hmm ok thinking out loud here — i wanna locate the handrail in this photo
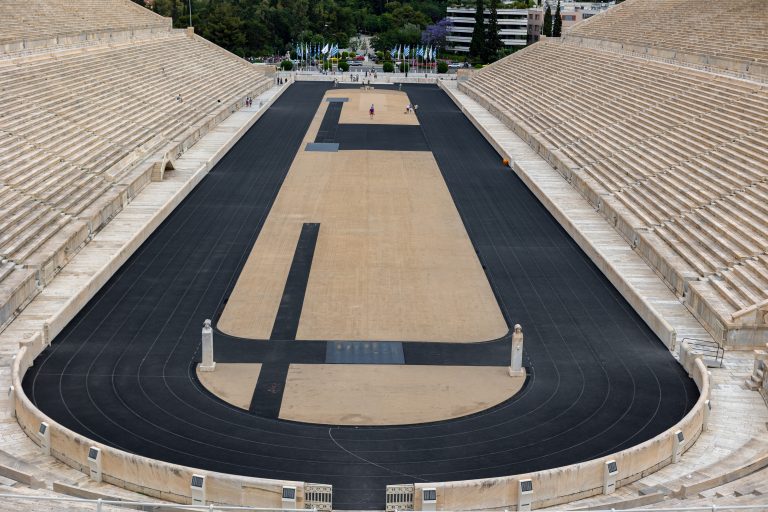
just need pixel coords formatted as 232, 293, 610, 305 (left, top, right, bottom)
682, 336, 725, 367
0, 493, 311, 511
1, 493, 767, 512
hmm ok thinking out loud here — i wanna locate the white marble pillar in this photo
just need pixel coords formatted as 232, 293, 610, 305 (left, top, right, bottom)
509, 324, 525, 377
200, 319, 216, 372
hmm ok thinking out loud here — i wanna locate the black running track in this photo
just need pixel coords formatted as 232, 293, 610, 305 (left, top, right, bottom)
23, 83, 697, 510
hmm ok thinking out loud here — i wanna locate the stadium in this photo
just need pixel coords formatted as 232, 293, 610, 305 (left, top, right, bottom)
0, 0, 767, 511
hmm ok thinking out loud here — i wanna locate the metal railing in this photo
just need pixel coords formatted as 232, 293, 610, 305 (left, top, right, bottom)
683, 336, 725, 367
1, 494, 767, 512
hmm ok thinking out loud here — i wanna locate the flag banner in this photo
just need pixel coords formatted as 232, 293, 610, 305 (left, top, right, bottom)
390, 47, 397, 58
404, 45, 410, 57
322, 44, 329, 55
417, 46, 424, 57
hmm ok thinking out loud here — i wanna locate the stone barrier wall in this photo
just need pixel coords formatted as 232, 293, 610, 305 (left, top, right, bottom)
13, 341, 303, 506
411, 357, 709, 510
9, 84, 291, 506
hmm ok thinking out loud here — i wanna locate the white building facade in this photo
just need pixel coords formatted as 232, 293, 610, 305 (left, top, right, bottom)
446, 6, 530, 53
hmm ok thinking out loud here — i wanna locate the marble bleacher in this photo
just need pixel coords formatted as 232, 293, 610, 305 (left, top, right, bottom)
565, 0, 768, 80
460, 37, 768, 346
0, 4, 273, 329
0, 0, 172, 54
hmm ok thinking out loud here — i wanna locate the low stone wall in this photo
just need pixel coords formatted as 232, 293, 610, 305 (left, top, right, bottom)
411, 358, 709, 510
562, 34, 767, 82
8, 85, 290, 507
1, 24, 173, 58
12, 341, 303, 507
0, 268, 37, 331
292, 72, 454, 84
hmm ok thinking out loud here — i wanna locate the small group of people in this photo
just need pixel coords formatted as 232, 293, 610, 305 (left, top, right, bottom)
404, 103, 417, 114
277, 76, 289, 85
363, 70, 378, 79
245, 97, 254, 107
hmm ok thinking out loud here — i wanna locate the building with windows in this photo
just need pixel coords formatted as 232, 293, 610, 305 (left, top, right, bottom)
544, 1, 617, 31
446, 1, 616, 52
446, 6, 530, 53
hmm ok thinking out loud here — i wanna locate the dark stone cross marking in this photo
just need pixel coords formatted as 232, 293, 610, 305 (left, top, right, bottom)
249, 223, 320, 417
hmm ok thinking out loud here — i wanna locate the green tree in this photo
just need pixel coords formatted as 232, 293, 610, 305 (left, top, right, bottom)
199, 3, 247, 56
485, 0, 502, 61
469, 0, 486, 63
542, 4, 552, 37
383, 61, 395, 72
280, 59, 294, 70
437, 60, 448, 73
553, 0, 562, 37
338, 60, 350, 71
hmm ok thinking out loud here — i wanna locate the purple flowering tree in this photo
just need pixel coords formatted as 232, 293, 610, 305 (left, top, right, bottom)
421, 18, 452, 48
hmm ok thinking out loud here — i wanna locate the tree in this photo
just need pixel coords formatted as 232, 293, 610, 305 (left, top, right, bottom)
199, 3, 247, 56
469, 0, 486, 63
280, 59, 293, 70
383, 61, 395, 72
338, 60, 350, 71
421, 18, 451, 48
437, 60, 448, 73
485, 0, 502, 62
553, 0, 562, 37
542, 4, 552, 37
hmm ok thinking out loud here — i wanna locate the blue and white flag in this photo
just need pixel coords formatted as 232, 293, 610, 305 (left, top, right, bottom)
321, 43, 329, 55
330, 43, 339, 57
432, 47, 437, 60
297, 44, 303, 58
417, 46, 424, 57
404, 45, 410, 58
390, 47, 397, 58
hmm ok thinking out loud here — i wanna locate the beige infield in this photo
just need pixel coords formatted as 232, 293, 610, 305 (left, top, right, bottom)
204, 88, 519, 425
280, 364, 525, 425
196, 363, 525, 423
196, 363, 262, 410
218, 88, 507, 342
327, 88, 420, 125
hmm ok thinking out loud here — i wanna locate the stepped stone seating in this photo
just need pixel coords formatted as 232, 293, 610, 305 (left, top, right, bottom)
0, 0, 172, 55
565, 0, 768, 79
460, 38, 768, 346
0, 8, 273, 329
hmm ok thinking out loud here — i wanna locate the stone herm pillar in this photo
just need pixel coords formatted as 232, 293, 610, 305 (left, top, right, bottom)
200, 319, 216, 372
509, 324, 525, 377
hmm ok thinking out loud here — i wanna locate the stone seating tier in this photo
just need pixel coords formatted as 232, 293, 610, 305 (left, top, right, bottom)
0, 0, 171, 54
0, 30, 273, 328
461, 39, 768, 343
564, 0, 768, 79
